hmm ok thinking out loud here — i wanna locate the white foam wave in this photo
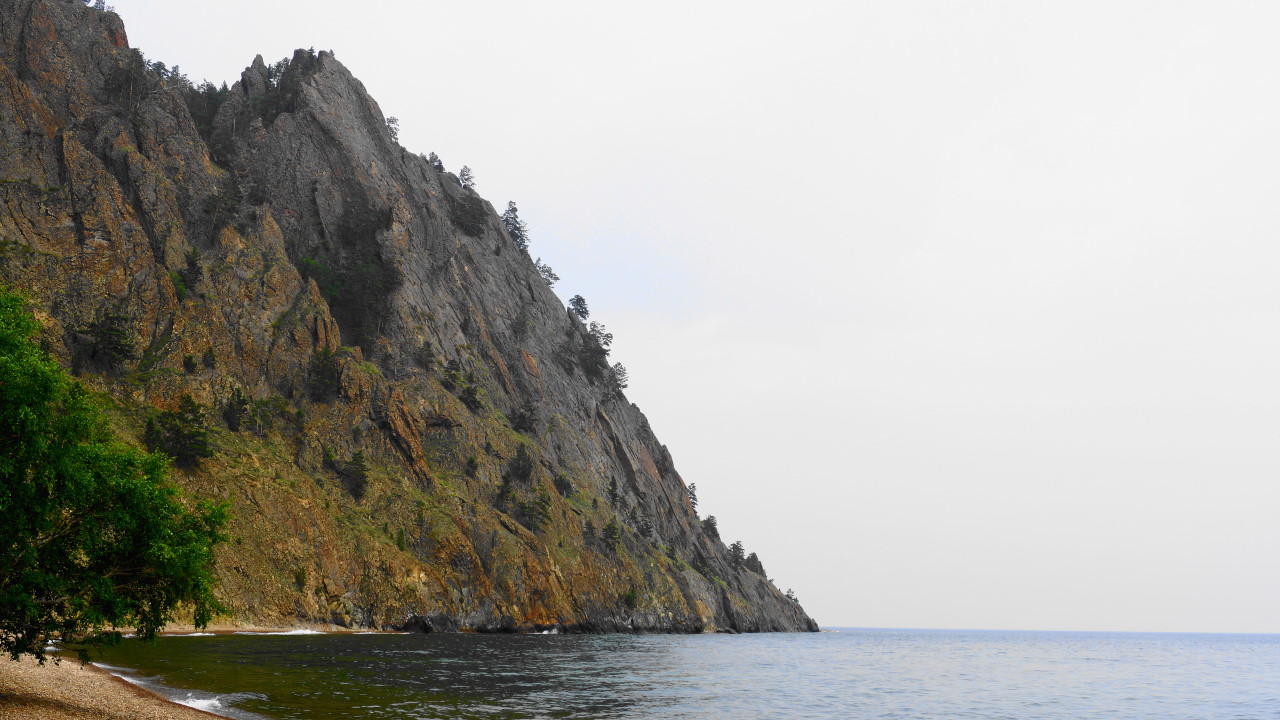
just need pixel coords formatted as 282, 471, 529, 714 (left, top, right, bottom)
170, 632, 216, 636
177, 695, 224, 711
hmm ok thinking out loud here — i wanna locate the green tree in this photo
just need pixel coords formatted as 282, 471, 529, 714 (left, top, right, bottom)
82, 311, 134, 371
501, 201, 529, 251
0, 288, 225, 662
308, 347, 341, 400
701, 515, 719, 539
509, 399, 539, 434
602, 519, 622, 550
588, 321, 613, 354
568, 295, 589, 321
146, 394, 212, 468
343, 450, 370, 499
533, 257, 558, 286
606, 362, 629, 400
221, 387, 250, 431
729, 540, 746, 568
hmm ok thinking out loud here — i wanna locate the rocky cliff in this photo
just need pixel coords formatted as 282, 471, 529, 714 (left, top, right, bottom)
0, 0, 816, 633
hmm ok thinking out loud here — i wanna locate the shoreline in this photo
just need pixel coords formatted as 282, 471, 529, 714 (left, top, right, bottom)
0, 654, 233, 720
0, 625, 406, 720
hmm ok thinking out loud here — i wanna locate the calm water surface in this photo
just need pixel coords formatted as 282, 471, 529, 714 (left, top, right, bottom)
90, 628, 1280, 719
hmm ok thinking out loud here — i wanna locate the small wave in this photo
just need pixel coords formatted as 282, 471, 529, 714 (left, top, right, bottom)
178, 695, 224, 711
170, 632, 216, 637
540, 629, 560, 635
98, 662, 270, 719
175, 691, 270, 719
94, 663, 149, 688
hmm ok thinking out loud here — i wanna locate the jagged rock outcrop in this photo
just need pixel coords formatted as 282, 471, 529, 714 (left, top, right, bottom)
0, 0, 816, 633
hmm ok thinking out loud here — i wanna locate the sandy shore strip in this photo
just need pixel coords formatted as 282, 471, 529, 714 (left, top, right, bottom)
0, 654, 231, 720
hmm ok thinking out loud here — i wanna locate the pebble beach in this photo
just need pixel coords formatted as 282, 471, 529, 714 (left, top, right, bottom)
0, 655, 225, 720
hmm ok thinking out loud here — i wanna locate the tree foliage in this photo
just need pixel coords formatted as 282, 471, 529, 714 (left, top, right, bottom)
458, 165, 476, 189
606, 362, 629, 400
588, 322, 613, 354
145, 395, 213, 468
0, 288, 225, 662
343, 450, 370, 500
181, 81, 230, 145
729, 540, 746, 568
701, 515, 719, 539
569, 295, 589, 321
308, 348, 341, 400
221, 387, 250, 431
501, 201, 529, 251
509, 399, 539, 435
81, 311, 134, 372
602, 519, 622, 550
534, 257, 559, 286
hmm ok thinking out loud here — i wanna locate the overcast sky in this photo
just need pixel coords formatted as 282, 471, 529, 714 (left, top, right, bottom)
111, 0, 1280, 634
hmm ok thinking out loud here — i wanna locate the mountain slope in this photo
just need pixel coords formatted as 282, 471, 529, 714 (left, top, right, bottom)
0, 0, 816, 633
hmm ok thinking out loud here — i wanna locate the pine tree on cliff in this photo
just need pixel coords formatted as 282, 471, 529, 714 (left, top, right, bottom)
701, 515, 719, 539
502, 201, 529, 251
83, 311, 134, 371
145, 395, 213, 468
606, 362, 629, 400
458, 165, 476, 189
534, 257, 559, 286
588, 321, 613, 354
569, 295, 589, 320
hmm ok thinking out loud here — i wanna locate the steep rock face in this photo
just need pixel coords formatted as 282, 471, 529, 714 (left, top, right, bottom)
0, 0, 816, 633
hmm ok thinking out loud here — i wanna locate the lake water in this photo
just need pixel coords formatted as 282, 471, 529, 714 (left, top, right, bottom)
90, 628, 1280, 719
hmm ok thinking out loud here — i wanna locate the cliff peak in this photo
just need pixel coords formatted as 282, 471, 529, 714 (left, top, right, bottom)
0, 0, 816, 633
